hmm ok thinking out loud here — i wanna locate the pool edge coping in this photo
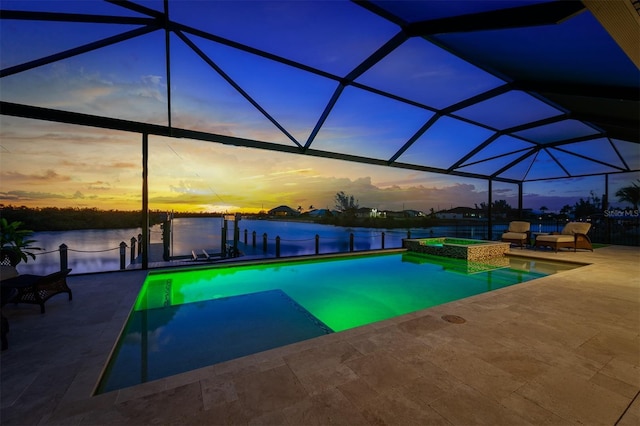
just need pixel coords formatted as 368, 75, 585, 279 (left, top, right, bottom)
86, 249, 591, 400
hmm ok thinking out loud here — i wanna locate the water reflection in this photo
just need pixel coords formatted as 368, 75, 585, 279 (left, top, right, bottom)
17, 227, 154, 275
19, 218, 486, 275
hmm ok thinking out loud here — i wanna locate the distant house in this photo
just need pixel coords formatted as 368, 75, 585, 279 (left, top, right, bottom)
384, 210, 405, 219
355, 207, 382, 218
403, 209, 425, 218
436, 207, 482, 219
383, 210, 423, 218
307, 209, 333, 218
268, 205, 299, 216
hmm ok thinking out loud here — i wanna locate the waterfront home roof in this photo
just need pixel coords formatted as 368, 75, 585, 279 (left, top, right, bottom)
306, 209, 332, 217
403, 210, 425, 217
268, 205, 299, 216
440, 207, 482, 215
0, 1, 638, 184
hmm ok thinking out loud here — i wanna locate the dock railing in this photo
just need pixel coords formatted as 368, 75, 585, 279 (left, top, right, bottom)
27, 217, 639, 274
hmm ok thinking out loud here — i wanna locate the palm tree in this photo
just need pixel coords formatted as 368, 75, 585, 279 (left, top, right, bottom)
559, 204, 573, 219
335, 191, 359, 215
615, 180, 640, 210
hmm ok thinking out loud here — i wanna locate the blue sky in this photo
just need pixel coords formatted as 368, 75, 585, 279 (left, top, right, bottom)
0, 1, 638, 213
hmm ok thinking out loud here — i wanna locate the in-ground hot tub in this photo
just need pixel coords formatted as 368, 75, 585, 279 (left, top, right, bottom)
403, 237, 510, 261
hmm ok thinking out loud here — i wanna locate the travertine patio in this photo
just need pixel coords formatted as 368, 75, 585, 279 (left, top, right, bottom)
1, 245, 638, 425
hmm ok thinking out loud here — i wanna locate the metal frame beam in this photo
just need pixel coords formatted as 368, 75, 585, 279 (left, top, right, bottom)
0, 0, 637, 192
514, 80, 640, 102
404, 1, 586, 35
0, 10, 156, 25
0, 101, 522, 184
176, 30, 302, 149
142, 133, 149, 269
0, 25, 160, 78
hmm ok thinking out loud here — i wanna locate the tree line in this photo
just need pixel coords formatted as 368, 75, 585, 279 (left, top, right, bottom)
2, 181, 637, 232
333, 180, 640, 224
0, 206, 167, 231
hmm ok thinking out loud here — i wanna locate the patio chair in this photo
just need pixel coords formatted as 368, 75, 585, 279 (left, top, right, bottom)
0, 268, 73, 314
534, 222, 593, 252
501, 221, 531, 248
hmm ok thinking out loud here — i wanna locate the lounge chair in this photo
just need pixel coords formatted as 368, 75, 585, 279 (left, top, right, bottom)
0, 268, 73, 313
501, 221, 531, 248
191, 250, 211, 261
534, 222, 593, 252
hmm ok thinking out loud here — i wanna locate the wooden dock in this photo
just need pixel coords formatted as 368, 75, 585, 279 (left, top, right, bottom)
127, 242, 271, 269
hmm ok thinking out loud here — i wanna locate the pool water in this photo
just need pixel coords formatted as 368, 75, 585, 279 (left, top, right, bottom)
97, 252, 578, 393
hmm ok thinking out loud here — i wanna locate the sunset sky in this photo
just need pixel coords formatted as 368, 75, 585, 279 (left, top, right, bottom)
1, 1, 638, 214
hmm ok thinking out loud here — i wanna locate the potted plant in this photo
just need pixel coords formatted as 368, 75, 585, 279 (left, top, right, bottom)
0, 218, 41, 266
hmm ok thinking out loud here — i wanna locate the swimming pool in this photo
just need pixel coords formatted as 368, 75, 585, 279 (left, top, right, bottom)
97, 251, 579, 393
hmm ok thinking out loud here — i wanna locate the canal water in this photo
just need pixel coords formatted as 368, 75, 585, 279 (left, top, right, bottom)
17, 218, 488, 275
